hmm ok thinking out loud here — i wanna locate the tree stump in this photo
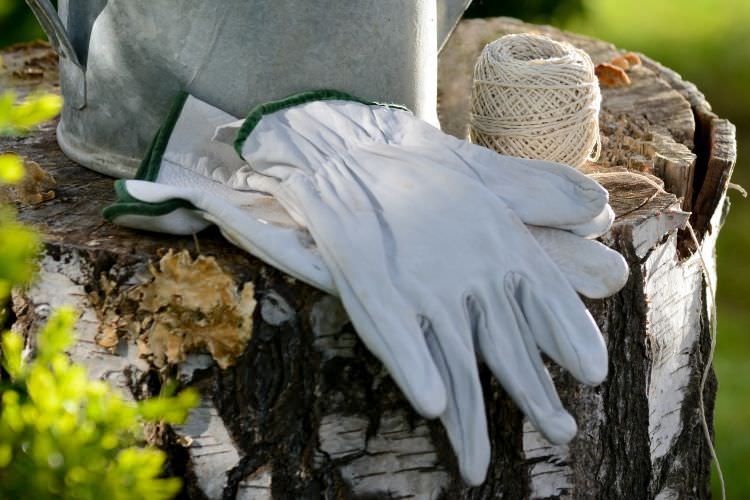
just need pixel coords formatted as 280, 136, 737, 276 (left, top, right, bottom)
1, 18, 736, 499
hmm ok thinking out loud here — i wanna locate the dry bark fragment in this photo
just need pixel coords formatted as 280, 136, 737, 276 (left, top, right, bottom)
610, 55, 631, 70
0, 155, 55, 205
136, 249, 257, 369
596, 62, 632, 87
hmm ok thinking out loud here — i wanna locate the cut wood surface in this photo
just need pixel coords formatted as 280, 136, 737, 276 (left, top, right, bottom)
2, 17, 736, 499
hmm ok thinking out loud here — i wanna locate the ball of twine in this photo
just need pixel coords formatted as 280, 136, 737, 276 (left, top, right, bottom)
470, 33, 601, 168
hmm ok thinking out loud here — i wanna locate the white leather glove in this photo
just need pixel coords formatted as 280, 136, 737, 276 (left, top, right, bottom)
103, 94, 335, 292
232, 93, 629, 485
105, 94, 625, 298
105, 92, 628, 485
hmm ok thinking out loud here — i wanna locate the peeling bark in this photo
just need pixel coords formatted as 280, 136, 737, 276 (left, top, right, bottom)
175, 397, 242, 499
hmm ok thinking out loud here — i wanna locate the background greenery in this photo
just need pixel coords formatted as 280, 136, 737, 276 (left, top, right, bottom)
0, 89, 197, 498
1, 0, 746, 496
564, 2, 750, 496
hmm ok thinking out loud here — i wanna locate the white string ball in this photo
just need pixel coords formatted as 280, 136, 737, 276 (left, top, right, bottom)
470, 33, 601, 168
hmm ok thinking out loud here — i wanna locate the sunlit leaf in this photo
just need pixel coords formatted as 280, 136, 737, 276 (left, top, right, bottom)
37, 307, 77, 362
0, 207, 40, 288
0, 79, 188, 496
0, 92, 16, 133
138, 387, 199, 424
0, 153, 24, 183
1, 330, 24, 379
0, 92, 62, 135
0, 443, 12, 468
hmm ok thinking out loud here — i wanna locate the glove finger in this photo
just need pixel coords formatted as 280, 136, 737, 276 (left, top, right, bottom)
118, 179, 337, 294
527, 226, 629, 299
554, 204, 615, 239
510, 270, 608, 385
456, 141, 610, 228
281, 175, 448, 418
473, 292, 577, 445
321, 247, 448, 419
421, 304, 489, 486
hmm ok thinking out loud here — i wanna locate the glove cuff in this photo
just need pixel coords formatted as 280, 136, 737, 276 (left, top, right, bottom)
102, 180, 199, 222
102, 92, 196, 223
232, 89, 410, 160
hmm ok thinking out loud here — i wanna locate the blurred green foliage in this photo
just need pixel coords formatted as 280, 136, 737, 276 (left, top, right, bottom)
0, 205, 39, 309
0, 91, 64, 134
0, 68, 197, 500
563, 1, 750, 496
0, 0, 45, 47
0, 308, 199, 499
1, 0, 747, 496
0, 91, 58, 317
465, 0, 584, 24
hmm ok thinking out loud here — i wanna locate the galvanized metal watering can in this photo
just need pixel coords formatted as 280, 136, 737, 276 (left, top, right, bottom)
26, 0, 472, 178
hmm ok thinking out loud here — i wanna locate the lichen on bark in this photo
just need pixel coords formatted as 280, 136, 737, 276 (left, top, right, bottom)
96, 249, 257, 370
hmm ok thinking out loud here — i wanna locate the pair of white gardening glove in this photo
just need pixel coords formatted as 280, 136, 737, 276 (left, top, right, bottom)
104, 91, 628, 485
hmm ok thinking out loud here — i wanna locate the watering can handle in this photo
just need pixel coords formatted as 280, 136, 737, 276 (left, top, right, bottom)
24, 0, 86, 109
437, 0, 473, 53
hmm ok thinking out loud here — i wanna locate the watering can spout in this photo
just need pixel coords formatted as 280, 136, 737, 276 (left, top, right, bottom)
437, 0, 473, 52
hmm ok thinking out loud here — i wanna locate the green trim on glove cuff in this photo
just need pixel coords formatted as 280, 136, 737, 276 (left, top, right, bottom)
135, 91, 190, 181
102, 180, 198, 222
233, 89, 410, 159
102, 92, 191, 221
103, 89, 408, 222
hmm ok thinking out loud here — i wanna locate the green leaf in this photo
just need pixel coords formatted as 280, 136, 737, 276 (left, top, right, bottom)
0, 443, 12, 467
0, 153, 23, 183
1, 331, 24, 379
37, 307, 77, 362
138, 387, 199, 424
0, 92, 62, 135
110, 448, 182, 500
0, 207, 40, 288
0, 303, 195, 499
0, 91, 16, 134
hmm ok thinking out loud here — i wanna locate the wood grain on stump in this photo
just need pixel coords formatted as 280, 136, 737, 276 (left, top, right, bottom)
1, 17, 736, 499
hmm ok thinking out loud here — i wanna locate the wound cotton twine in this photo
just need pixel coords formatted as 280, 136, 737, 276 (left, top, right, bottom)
470, 33, 601, 168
